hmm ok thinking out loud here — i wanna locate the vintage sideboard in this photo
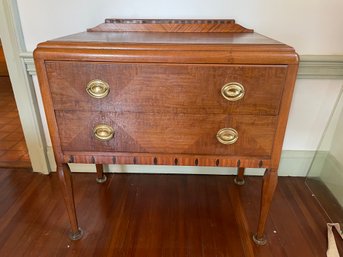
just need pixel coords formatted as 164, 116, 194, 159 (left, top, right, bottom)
34, 19, 298, 245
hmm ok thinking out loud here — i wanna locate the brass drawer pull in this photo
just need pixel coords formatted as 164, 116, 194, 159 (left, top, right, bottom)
216, 128, 238, 144
93, 124, 114, 141
221, 82, 245, 101
86, 79, 110, 99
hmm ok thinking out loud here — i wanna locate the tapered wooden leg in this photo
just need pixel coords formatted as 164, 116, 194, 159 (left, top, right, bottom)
95, 164, 107, 183
253, 168, 278, 245
57, 163, 83, 240
234, 167, 245, 185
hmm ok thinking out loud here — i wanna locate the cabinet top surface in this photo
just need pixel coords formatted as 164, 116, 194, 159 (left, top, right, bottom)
50, 31, 282, 46
40, 19, 290, 48
35, 19, 298, 64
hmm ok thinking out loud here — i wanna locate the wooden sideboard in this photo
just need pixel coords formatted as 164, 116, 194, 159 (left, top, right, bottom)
34, 19, 298, 245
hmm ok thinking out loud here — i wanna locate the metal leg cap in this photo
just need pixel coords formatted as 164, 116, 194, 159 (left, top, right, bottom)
252, 234, 267, 246
96, 174, 107, 184
69, 228, 83, 241
234, 177, 245, 186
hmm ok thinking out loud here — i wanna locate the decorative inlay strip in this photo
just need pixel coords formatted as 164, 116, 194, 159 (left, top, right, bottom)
105, 19, 236, 24
62, 153, 271, 169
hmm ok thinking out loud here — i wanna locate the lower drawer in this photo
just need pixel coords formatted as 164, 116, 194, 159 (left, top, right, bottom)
55, 111, 277, 157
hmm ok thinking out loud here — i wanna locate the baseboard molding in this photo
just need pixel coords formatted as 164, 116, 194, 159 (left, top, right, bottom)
298, 55, 343, 79
46, 146, 315, 177
278, 150, 316, 176
316, 153, 343, 206
22, 52, 343, 79
46, 145, 56, 171
20, 52, 35, 76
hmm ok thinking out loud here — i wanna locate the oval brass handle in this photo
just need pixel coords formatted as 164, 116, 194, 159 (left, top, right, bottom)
93, 124, 114, 141
221, 82, 245, 101
216, 128, 238, 145
86, 79, 110, 99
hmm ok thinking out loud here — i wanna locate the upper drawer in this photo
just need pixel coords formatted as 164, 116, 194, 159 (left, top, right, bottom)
45, 61, 287, 115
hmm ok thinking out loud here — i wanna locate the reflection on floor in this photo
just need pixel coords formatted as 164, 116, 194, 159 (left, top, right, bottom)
0, 76, 30, 168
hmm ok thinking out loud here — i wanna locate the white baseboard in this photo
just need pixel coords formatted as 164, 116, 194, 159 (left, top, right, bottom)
47, 147, 315, 177
278, 150, 316, 176
316, 153, 343, 207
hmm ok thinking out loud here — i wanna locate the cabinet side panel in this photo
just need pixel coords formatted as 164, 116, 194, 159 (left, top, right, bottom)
271, 64, 299, 169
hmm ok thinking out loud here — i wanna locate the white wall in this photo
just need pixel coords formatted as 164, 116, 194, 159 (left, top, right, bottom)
330, 102, 343, 166
284, 79, 342, 150
14, 0, 343, 174
17, 0, 343, 54
313, 92, 343, 206
322, 101, 343, 206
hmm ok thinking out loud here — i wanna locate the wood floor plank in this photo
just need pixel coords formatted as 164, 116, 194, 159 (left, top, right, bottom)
0, 168, 338, 257
0, 76, 30, 168
284, 178, 329, 256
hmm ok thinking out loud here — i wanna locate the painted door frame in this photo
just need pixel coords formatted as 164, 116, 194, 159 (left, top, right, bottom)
0, 0, 50, 174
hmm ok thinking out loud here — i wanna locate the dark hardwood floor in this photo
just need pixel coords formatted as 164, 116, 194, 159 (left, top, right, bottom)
0, 43, 30, 168
306, 178, 343, 226
0, 168, 340, 257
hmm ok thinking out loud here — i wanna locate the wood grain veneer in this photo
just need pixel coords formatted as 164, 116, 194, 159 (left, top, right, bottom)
46, 61, 287, 115
33, 19, 299, 245
56, 111, 277, 156
88, 18, 254, 33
